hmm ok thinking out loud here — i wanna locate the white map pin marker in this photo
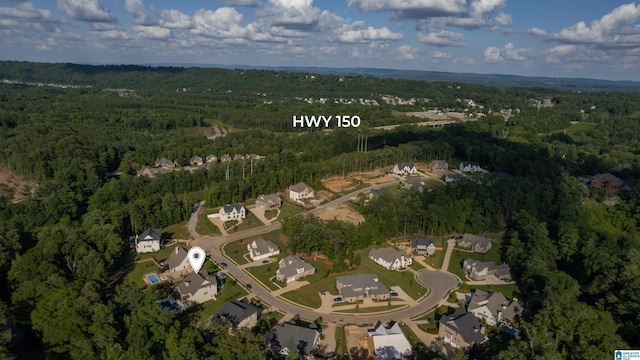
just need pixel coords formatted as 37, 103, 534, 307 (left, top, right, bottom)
187, 247, 206, 274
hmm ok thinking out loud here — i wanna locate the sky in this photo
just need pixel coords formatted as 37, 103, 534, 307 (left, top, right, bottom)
1, 0, 640, 81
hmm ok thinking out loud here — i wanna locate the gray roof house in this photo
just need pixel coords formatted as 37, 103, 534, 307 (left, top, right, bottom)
392, 162, 417, 175
256, 193, 282, 210
177, 269, 218, 306
215, 298, 263, 330
463, 259, 511, 281
289, 182, 314, 200
439, 311, 488, 350
467, 290, 522, 326
429, 160, 449, 172
167, 245, 190, 276
369, 187, 392, 199
410, 237, 436, 256
189, 156, 204, 166
219, 203, 246, 222
206, 154, 218, 163
247, 237, 280, 261
129, 227, 163, 253
459, 161, 482, 173
458, 233, 492, 254
369, 247, 412, 271
336, 274, 390, 303
155, 157, 176, 169
267, 322, 321, 358
276, 256, 315, 283
403, 177, 426, 192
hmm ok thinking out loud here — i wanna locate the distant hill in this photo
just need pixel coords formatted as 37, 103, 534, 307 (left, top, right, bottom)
147, 63, 640, 92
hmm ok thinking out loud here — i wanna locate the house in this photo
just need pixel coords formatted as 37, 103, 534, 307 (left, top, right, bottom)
276, 256, 315, 283
589, 173, 623, 190
256, 194, 282, 211
336, 274, 390, 303
176, 269, 218, 305
467, 290, 522, 326
129, 227, 162, 253
219, 203, 246, 222
410, 237, 436, 256
206, 154, 218, 163
138, 166, 172, 177
392, 162, 417, 175
367, 321, 412, 360
369, 247, 412, 270
459, 161, 482, 172
289, 182, 314, 200
429, 160, 449, 172
403, 177, 426, 192
233, 154, 245, 161
215, 298, 263, 330
463, 259, 511, 281
220, 154, 232, 162
458, 233, 492, 254
439, 310, 488, 350
445, 173, 466, 183
369, 187, 392, 199
189, 156, 203, 166
167, 245, 191, 276
247, 237, 280, 261
267, 323, 320, 358
155, 157, 175, 169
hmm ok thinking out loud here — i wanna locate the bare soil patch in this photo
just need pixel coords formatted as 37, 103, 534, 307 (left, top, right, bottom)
0, 169, 36, 203
344, 325, 374, 358
315, 203, 365, 225
321, 169, 395, 193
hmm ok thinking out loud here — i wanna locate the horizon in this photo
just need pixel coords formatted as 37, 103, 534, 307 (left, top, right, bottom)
1, 1, 640, 81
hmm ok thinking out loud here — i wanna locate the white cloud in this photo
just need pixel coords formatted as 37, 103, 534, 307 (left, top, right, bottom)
432, 50, 450, 59
483, 46, 502, 62
347, 0, 467, 18
219, 0, 262, 6
0, 2, 57, 21
334, 25, 403, 43
159, 9, 192, 29
258, 0, 320, 31
529, 3, 640, 47
483, 42, 529, 62
417, 29, 465, 46
133, 25, 170, 39
395, 45, 418, 60
90, 22, 128, 39
124, 0, 156, 26
191, 7, 249, 39
57, 0, 114, 22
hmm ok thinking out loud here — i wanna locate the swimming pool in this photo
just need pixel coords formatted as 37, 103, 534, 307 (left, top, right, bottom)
146, 273, 160, 284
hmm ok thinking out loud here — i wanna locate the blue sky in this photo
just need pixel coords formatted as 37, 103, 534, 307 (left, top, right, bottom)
1, 0, 640, 80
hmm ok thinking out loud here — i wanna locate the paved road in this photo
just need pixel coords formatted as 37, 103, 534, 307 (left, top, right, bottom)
190, 177, 460, 323
187, 201, 205, 238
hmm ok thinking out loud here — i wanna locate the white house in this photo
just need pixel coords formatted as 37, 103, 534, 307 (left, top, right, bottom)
167, 245, 191, 276
410, 237, 436, 256
177, 269, 218, 306
219, 204, 246, 222
131, 227, 162, 253
276, 255, 315, 283
392, 162, 417, 175
247, 237, 280, 261
369, 247, 412, 270
289, 182, 314, 200
255, 194, 281, 211
459, 161, 483, 172
368, 321, 412, 360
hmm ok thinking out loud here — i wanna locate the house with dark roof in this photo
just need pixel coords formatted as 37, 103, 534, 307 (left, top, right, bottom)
276, 256, 315, 283
589, 173, 624, 190
205, 154, 218, 163
215, 298, 263, 330
410, 237, 436, 256
166, 245, 190, 276
289, 182, 314, 200
367, 321, 412, 360
439, 311, 488, 350
256, 194, 282, 211
177, 269, 218, 306
459, 161, 482, 173
445, 173, 466, 183
369, 187, 392, 199
189, 156, 204, 166
247, 237, 280, 261
457, 233, 492, 254
392, 162, 417, 175
429, 160, 449, 172
463, 259, 511, 281
403, 177, 426, 192
336, 274, 390, 303
220, 154, 232, 162
369, 247, 412, 271
267, 322, 321, 358
467, 290, 522, 326
155, 157, 175, 169
129, 227, 163, 253
219, 203, 246, 222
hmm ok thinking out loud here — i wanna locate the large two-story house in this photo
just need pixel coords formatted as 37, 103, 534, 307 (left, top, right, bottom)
276, 256, 315, 283
369, 247, 412, 271
247, 237, 280, 261
255, 194, 282, 211
289, 182, 314, 200
392, 162, 417, 175
176, 269, 218, 306
439, 310, 488, 350
463, 259, 511, 281
130, 227, 163, 253
219, 204, 246, 222
336, 274, 390, 303
467, 290, 522, 326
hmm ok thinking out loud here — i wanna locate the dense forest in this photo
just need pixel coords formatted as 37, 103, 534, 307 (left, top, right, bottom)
0, 62, 639, 359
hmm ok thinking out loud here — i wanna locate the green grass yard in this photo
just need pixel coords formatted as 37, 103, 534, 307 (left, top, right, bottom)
197, 208, 222, 236
222, 239, 251, 265
335, 325, 345, 355
420, 237, 448, 269
134, 242, 179, 262
247, 263, 281, 291
333, 304, 405, 314
163, 220, 190, 239
447, 242, 502, 280
124, 260, 158, 287
466, 284, 519, 299
197, 280, 248, 320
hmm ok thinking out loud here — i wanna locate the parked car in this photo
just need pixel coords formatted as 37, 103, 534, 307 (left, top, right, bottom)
333, 297, 342, 303
220, 262, 227, 268
321, 291, 326, 296
389, 291, 399, 296
262, 260, 269, 264
246, 283, 252, 289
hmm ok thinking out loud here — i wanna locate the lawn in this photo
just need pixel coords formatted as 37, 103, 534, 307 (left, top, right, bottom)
163, 220, 190, 240
466, 284, 519, 299
197, 208, 222, 236
259, 310, 285, 324
247, 263, 281, 291
275, 203, 304, 220
421, 237, 448, 270
280, 276, 338, 309
335, 325, 345, 355
424, 179, 445, 188
356, 256, 428, 300
221, 239, 251, 265
228, 212, 263, 232
409, 260, 425, 271
447, 242, 502, 280
399, 323, 422, 347
197, 280, 249, 320
334, 304, 405, 314
135, 242, 179, 262
124, 260, 158, 287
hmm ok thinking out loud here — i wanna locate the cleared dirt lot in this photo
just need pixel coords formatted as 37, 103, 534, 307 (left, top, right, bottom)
315, 203, 365, 225
321, 169, 396, 193
0, 169, 36, 202
344, 325, 374, 359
